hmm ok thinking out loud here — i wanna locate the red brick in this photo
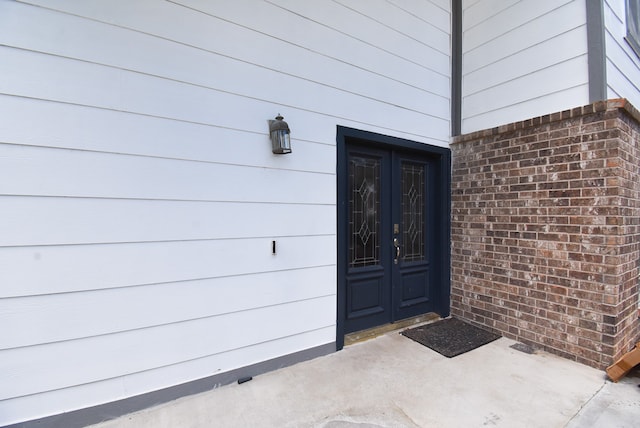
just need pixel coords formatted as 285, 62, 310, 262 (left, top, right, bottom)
451, 99, 640, 369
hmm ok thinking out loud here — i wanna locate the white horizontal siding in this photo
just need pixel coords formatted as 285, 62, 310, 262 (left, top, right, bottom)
603, 0, 640, 107
0, 0, 451, 425
463, 0, 520, 31
461, 0, 590, 133
464, 27, 588, 97
0, 197, 335, 247
1, 266, 335, 350
388, 0, 451, 34
462, 85, 589, 133
464, 55, 590, 119
0, 327, 335, 426
173, 0, 450, 93
1, 45, 446, 142
0, 95, 335, 174
0, 143, 334, 204
0, 295, 335, 400
307, 0, 449, 57
8, 0, 450, 143
1, 235, 336, 297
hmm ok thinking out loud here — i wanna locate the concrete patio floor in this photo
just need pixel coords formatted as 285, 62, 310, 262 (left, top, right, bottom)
92, 328, 640, 428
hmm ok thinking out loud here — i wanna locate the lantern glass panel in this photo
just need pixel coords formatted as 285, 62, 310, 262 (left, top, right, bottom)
271, 130, 291, 154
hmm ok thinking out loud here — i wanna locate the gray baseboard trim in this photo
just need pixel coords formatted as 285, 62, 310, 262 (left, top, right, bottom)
7, 342, 336, 428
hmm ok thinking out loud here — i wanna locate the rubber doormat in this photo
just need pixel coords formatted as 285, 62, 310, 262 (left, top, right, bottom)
401, 317, 501, 358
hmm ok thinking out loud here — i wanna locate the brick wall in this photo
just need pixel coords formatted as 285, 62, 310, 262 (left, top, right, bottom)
451, 99, 640, 369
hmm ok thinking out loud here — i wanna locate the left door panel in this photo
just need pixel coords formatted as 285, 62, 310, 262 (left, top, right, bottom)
344, 147, 392, 333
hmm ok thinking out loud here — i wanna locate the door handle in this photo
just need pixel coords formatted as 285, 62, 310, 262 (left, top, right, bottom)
393, 238, 400, 264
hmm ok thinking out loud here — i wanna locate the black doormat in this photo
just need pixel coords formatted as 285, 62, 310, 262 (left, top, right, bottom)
401, 317, 501, 358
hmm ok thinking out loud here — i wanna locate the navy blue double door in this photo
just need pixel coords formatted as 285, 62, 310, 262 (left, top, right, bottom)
337, 128, 450, 343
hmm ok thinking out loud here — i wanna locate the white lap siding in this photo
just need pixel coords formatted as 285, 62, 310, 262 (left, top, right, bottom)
461, 0, 590, 133
0, 0, 451, 425
603, 0, 640, 106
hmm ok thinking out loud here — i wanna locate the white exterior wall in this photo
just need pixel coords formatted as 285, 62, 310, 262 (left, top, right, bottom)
461, 0, 590, 134
604, 0, 640, 106
0, 0, 450, 425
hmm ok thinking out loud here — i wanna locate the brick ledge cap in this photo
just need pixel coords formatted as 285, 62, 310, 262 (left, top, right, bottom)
608, 98, 640, 124
451, 98, 640, 144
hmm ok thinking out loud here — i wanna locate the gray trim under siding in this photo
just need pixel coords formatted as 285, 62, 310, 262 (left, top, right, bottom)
451, 0, 462, 136
586, 0, 607, 102
6, 342, 336, 428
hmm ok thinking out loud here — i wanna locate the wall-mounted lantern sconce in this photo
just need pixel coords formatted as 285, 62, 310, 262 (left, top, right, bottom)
268, 114, 291, 154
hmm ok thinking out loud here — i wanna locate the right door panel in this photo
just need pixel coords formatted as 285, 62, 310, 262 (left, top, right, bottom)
392, 155, 435, 321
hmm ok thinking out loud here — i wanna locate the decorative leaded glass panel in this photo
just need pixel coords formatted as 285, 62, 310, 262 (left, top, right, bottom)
402, 162, 424, 262
349, 156, 380, 267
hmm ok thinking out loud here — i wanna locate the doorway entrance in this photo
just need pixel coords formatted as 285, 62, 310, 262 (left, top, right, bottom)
337, 127, 450, 349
